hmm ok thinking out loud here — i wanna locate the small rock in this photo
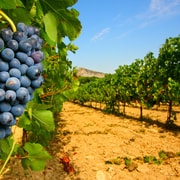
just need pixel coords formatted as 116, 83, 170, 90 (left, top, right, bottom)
137, 164, 149, 173
96, 170, 106, 180
148, 128, 158, 133
127, 162, 138, 171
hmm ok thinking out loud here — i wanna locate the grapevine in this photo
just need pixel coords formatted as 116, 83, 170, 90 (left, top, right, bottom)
0, 0, 82, 176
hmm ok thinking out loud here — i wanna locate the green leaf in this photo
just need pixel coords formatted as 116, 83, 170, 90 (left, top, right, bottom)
18, 113, 32, 130
40, 0, 78, 9
26, 101, 53, 111
33, 103, 53, 110
10, 8, 31, 25
32, 110, 55, 131
39, 0, 82, 41
58, 9, 82, 40
22, 143, 51, 171
0, 0, 24, 9
43, 12, 57, 42
0, 137, 15, 160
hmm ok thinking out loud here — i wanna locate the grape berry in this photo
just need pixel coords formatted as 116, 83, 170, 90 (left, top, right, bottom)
0, 22, 44, 139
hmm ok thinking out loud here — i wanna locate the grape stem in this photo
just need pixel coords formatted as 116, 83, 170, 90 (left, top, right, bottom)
0, 10, 16, 32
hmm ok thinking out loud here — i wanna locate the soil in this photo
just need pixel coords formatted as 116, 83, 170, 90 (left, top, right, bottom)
0, 102, 180, 180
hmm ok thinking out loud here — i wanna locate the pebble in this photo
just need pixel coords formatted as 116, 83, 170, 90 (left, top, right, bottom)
96, 171, 106, 180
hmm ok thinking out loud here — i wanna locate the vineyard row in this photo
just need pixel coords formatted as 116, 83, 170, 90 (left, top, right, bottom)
70, 35, 180, 127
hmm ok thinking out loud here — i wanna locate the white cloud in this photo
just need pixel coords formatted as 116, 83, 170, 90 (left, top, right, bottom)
91, 28, 110, 41
113, 0, 180, 40
150, 0, 163, 11
150, 0, 180, 16
139, 0, 180, 27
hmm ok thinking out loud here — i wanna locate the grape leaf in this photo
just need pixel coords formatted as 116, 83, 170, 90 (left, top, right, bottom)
10, 8, 31, 25
0, 0, 24, 9
40, 0, 78, 9
39, 0, 82, 41
18, 113, 32, 130
57, 9, 82, 40
32, 109, 55, 131
21, 142, 51, 171
43, 12, 57, 42
0, 137, 16, 161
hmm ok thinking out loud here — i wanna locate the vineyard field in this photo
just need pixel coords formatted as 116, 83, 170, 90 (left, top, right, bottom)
1, 102, 180, 179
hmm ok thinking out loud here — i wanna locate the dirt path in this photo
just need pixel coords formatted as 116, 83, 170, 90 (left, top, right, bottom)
1, 102, 180, 180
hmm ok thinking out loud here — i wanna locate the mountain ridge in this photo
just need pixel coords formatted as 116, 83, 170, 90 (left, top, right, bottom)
76, 67, 105, 78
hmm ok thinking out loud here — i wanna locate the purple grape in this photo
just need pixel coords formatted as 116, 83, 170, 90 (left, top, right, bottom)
11, 104, 24, 116
19, 64, 28, 75
1, 28, 13, 42
34, 27, 40, 35
0, 102, 11, 112
25, 57, 34, 66
16, 52, 28, 63
19, 40, 32, 52
16, 87, 29, 101
19, 75, 31, 87
0, 112, 14, 125
26, 65, 41, 80
8, 119, 16, 126
30, 35, 43, 49
21, 94, 31, 105
26, 37, 38, 49
31, 76, 44, 88
9, 68, 21, 78
35, 63, 43, 72
9, 58, 21, 69
16, 22, 27, 33
0, 71, 10, 82
0, 59, 9, 71
31, 50, 44, 63
13, 31, 27, 42
5, 90, 16, 102
27, 26, 35, 36
1, 48, 14, 61
6, 77, 21, 90
7, 39, 19, 51
0, 89, 5, 101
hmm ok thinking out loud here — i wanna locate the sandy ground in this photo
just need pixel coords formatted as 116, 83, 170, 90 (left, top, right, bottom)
0, 102, 180, 180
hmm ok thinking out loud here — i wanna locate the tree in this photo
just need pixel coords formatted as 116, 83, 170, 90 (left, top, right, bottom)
156, 35, 180, 122
136, 52, 158, 109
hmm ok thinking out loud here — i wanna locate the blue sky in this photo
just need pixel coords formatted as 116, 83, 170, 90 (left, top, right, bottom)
68, 0, 180, 73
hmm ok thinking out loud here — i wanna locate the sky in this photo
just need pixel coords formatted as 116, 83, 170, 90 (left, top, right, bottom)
67, 0, 180, 74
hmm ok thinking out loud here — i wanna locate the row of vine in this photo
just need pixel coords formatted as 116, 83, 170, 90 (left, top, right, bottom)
71, 35, 180, 125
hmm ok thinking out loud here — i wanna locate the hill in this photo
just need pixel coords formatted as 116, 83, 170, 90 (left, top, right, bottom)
76, 67, 105, 78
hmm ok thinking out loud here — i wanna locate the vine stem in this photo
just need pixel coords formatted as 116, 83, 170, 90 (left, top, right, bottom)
0, 126, 17, 176
0, 10, 16, 32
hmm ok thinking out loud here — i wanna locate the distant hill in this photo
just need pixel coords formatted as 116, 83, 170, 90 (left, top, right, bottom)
76, 67, 105, 78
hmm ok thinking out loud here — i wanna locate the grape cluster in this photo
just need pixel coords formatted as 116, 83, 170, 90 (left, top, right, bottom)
0, 22, 44, 139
